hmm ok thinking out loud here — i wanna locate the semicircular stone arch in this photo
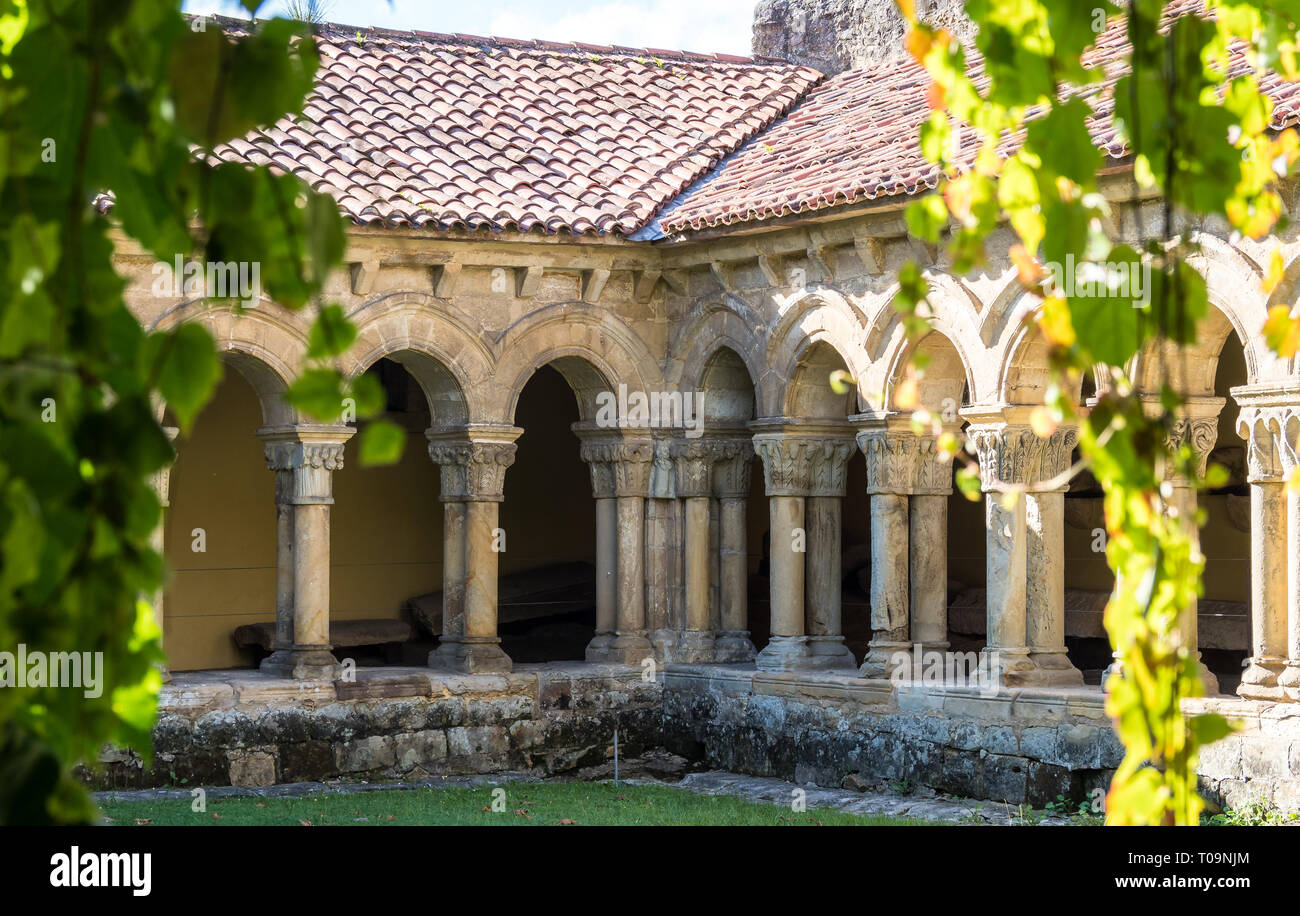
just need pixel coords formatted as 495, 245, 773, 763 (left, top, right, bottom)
766, 290, 870, 417
151, 300, 304, 426
343, 292, 494, 427
490, 302, 663, 424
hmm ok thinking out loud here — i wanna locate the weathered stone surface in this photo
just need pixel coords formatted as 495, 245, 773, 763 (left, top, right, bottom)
752, 0, 973, 74
229, 751, 277, 787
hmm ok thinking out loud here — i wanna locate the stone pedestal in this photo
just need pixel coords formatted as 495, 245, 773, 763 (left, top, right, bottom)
426, 426, 520, 674
257, 425, 355, 681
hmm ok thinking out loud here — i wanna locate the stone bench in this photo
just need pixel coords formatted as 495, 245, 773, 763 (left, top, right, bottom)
233, 618, 417, 660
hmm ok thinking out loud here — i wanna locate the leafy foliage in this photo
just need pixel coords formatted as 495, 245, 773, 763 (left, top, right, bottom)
0, 0, 399, 824
889, 0, 1300, 824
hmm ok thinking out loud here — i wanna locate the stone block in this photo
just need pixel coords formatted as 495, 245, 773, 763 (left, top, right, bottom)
334, 735, 396, 773
228, 751, 276, 787
391, 730, 448, 772
446, 725, 509, 759
983, 754, 1028, 804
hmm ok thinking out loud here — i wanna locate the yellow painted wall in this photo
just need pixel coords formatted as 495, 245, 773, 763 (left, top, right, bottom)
164, 363, 598, 671
164, 371, 276, 671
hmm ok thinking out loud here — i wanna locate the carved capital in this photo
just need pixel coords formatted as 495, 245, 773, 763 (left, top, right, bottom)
857, 429, 918, 495
752, 433, 853, 498
576, 436, 654, 498
1166, 416, 1220, 480
965, 423, 1077, 492
1237, 407, 1299, 482
669, 438, 750, 498
711, 438, 754, 499
258, 425, 355, 505
427, 426, 521, 502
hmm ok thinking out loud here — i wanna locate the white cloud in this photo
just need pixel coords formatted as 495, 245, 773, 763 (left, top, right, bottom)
487, 0, 756, 57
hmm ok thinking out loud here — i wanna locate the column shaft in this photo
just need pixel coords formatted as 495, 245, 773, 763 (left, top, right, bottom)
860, 492, 909, 677
715, 496, 754, 661
909, 493, 948, 649
1242, 480, 1288, 695
608, 494, 652, 662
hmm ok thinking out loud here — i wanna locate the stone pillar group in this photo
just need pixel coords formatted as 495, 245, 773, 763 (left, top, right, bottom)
257, 424, 355, 680
427, 425, 520, 674
750, 418, 857, 672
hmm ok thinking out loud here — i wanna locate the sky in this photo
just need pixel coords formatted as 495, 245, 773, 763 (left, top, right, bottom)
181, 0, 758, 56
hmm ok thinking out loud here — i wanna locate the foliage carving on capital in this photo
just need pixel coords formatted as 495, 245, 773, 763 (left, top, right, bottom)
857, 429, 918, 495
753, 434, 853, 497
260, 428, 353, 505
1165, 417, 1219, 480
1237, 407, 1299, 482
427, 438, 518, 502
579, 438, 654, 497
966, 424, 1077, 492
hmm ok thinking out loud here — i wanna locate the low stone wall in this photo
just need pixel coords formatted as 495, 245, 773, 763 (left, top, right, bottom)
86, 663, 660, 790
661, 667, 1300, 812
86, 662, 1300, 813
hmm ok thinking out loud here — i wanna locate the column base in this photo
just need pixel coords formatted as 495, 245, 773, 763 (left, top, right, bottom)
1277, 661, 1300, 701
1238, 656, 1287, 700
584, 629, 616, 663
713, 630, 757, 663
755, 635, 855, 672
157, 664, 172, 685
755, 635, 812, 671
259, 647, 342, 681
858, 639, 911, 679
979, 646, 1083, 688
1025, 648, 1085, 687
601, 631, 654, 665
807, 635, 857, 670
427, 637, 512, 674
1198, 659, 1222, 698
657, 629, 717, 663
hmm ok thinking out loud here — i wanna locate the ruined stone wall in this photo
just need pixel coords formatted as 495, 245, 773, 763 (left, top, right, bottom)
88, 665, 661, 789
752, 0, 974, 74
662, 668, 1300, 812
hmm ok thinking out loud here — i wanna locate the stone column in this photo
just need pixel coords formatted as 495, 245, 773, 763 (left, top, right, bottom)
911, 431, 956, 652
257, 424, 355, 680
1023, 425, 1083, 684
751, 418, 856, 671
1156, 398, 1224, 695
856, 416, 917, 678
645, 432, 678, 658
575, 424, 620, 660
1279, 410, 1300, 701
427, 426, 520, 674
966, 411, 1082, 688
611, 438, 655, 663
1236, 403, 1291, 700
804, 437, 857, 668
714, 442, 757, 662
580, 435, 655, 663
149, 426, 180, 682
674, 440, 718, 662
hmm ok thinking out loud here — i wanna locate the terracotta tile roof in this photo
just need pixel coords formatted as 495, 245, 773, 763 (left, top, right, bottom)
659, 2, 1300, 234
203, 16, 822, 236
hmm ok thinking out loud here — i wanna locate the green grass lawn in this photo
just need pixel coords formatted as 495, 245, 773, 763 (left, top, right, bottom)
98, 781, 939, 826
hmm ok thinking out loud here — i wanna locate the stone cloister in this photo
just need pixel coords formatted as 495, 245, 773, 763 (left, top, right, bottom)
99, 14, 1300, 808
123, 182, 1300, 701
